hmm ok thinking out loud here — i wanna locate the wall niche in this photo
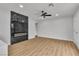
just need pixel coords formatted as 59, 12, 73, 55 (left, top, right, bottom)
11, 11, 28, 44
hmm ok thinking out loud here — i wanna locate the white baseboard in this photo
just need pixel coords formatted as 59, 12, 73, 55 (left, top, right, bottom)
38, 36, 73, 42
73, 40, 79, 49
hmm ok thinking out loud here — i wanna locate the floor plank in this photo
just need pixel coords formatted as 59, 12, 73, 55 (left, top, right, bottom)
8, 37, 79, 56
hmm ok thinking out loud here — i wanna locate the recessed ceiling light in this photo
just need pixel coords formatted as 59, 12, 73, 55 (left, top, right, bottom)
56, 13, 59, 16
19, 4, 23, 8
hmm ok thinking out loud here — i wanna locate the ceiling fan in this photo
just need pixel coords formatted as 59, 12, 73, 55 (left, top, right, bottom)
41, 10, 52, 18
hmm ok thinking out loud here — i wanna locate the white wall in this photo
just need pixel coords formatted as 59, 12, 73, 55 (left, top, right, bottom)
73, 8, 79, 48
0, 9, 10, 45
37, 17, 73, 41
0, 40, 8, 56
28, 19, 37, 39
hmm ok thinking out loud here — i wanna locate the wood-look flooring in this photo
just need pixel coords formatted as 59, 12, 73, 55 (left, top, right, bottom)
8, 37, 79, 56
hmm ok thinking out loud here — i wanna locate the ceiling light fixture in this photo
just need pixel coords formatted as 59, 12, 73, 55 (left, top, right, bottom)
56, 13, 59, 16
49, 3, 54, 7
19, 4, 24, 8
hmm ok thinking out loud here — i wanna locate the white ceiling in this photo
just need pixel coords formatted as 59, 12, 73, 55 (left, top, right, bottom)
0, 3, 79, 22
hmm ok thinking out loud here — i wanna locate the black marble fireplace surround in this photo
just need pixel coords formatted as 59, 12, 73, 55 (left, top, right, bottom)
11, 11, 28, 44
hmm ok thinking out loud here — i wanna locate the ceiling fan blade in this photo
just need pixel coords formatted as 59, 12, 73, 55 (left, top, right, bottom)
41, 12, 47, 16
40, 10, 52, 19
45, 14, 52, 16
